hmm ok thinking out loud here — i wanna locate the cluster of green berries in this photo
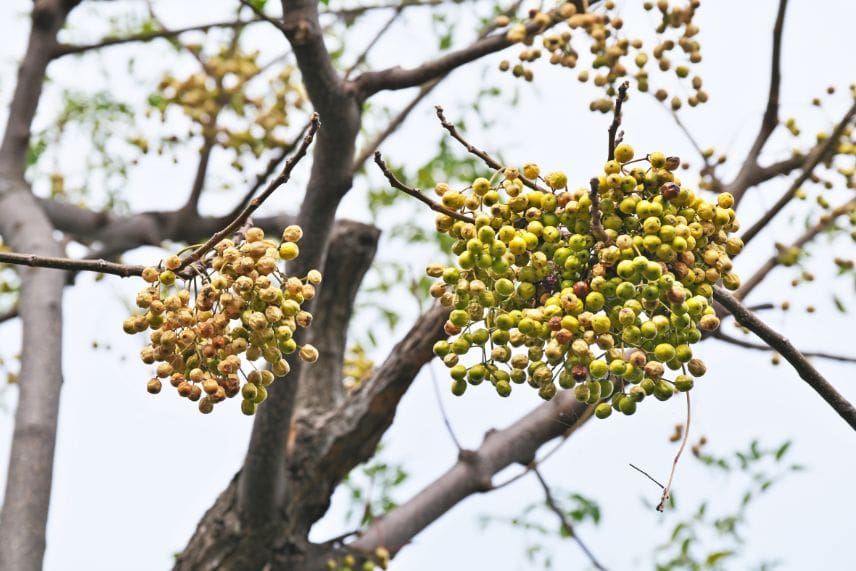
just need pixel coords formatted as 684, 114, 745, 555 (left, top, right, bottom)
123, 225, 321, 415
499, 0, 706, 112
427, 144, 742, 418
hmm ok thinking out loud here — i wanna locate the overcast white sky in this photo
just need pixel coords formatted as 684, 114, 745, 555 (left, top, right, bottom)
1, 1, 855, 570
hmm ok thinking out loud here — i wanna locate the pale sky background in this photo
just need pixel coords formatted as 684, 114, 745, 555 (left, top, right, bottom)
1, 1, 855, 570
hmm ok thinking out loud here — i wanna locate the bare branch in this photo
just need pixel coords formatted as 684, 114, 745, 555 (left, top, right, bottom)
0, 251, 145, 278
533, 468, 607, 571
713, 286, 856, 430
589, 177, 609, 243
374, 151, 474, 222
238, 0, 288, 33
739, 100, 856, 246
178, 113, 320, 271
344, 7, 402, 78
52, 18, 266, 58
729, 0, 788, 203
737, 197, 856, 300
607, 81, 629, 161
179, 138, 215, 215
713, 330, 856, 364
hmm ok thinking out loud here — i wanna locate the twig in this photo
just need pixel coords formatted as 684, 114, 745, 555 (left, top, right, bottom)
434, 106, 544, 192
713, 330, 856, 364
0, 305, 19, 325
607, 81, 630, 161
737, 197, 856, 300
178, 113, 321, 271
344, 7, 402, 78
589, 178, 609, 243
238, 0, 288, 33
657, 392, 691, 512
714, 286, 856, 430
51, 18, 265, 58
428, 363, 463, 450
0, 251, 146, 278
628, 463, 664, 490
740, 101, 856, 246
373, 152, 474, 222
533, 468, 608, 571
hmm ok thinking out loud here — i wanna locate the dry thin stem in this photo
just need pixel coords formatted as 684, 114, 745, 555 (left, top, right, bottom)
737, 197, 856, 300
740, 101, 856, 246
713, 330, 856, 364
373, 151, 474, 222
533, 468, 607, 571
628, 463, 664, 489
428, 363, 463, 451
238, 0, 288, 33
714, 286, 856, 430
589, 178, 609, 243
657, 392, 691, 512
178, 113, 321, 271
344, 7, 402, 78
434, 106, 544, 192
607, 81, 629, 161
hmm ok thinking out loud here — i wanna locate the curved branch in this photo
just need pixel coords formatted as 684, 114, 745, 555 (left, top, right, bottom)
0, 250, 145, 278
713, 286, 856, 430
713, 330, 856, 364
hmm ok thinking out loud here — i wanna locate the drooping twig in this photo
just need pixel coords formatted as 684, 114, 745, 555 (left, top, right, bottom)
713, 330, 856, 364
434, 106, 544, 192
373, 152, 474, 222
714, 286, 856, 430
533, 468, 608, 571
607, 81, 630, 161
428, 363, 463, 451
740, 100, 856, 246
589, 177, 609, 243
657, 392, 691, 512
178, 113, 321, 271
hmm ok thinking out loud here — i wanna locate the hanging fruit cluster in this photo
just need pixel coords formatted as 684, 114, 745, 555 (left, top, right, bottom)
123, 225, 321, 415
426, 144, 741, 418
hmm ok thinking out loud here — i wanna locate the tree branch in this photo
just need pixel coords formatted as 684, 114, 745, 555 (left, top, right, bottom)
607, 81, 629, 161
533, 468, 606, 571
713, 286, 856, 430
51, 18, 266, 58
713, 330, 856, 364
739, 100, 856, 246
177, 112, 320, 272
374, 152, 473, 222
0, 250, 146, 278
729, 0, 787, 204
350, 391, 592, 556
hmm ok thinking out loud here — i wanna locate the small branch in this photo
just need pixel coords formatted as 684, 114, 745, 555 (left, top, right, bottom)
589, 178, 609, 243
51, 18, 265, 57
533, 468, 607, 571
428, 363, 463, 451
714, 286, 856, 430
737, 197, 856, 300
607, 81, 629, 161
178, 112, 321, 271
238, 0, 287, 33
0, 305, 19, 325
739, 100, 856, 246
180, 138, 215, 214
628, 463, 664, 490
713, 330, 856, 364
657, 392, 691, 512
0, 251, 145, 278
373, 151, 473, 222
435, 106, 544, 192
344, 7, 402, 78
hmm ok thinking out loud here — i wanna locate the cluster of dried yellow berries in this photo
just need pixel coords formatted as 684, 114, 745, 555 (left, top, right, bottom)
325, 547, 390, 571
146, 46, 305, 162
123, 225, 321, 415
498, 0, 706, 112
426, 144, 741, 418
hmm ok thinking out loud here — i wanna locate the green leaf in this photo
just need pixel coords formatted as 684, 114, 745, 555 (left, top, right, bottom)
774, 441, 791, 461
705, 550, 735, 565
833, 294, 847, 313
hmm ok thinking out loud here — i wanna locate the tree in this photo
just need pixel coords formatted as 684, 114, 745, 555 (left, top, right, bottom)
0, 0, 854, 569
